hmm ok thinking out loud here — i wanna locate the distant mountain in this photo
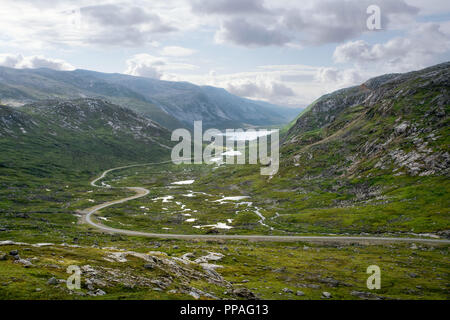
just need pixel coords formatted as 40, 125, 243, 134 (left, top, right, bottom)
0, 67, 302, 130
0, 98, 172, 178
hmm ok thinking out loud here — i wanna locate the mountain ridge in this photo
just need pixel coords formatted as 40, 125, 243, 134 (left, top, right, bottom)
0, 98, 172, 179
0, 66, 302, 130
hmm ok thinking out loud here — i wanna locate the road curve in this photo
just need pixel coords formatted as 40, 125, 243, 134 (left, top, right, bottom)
83, 163, 450, 244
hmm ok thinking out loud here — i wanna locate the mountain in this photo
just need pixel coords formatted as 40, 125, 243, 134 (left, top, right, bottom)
0, 66, 302, 130
0, 98, 172, 179
284, 62, 449, 178
276, 62, 450, 233
204, 62, 449, 235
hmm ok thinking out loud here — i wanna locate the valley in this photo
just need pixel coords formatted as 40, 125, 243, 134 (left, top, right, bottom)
0, 63, 448, 301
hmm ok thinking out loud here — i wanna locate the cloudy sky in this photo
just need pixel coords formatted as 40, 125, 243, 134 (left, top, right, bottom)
0, 0, 449, 107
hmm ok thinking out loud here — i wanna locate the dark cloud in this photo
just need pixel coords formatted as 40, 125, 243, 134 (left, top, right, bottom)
79, 4, 177, 46
202, 0, 420, 47
190, 0, 268, 15
217, 18, 291, 47
82, 5, 151, 26
284, 0, 420, 45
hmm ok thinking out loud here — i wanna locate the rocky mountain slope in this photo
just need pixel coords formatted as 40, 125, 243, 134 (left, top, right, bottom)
0, 67, 301, 130
0, 98, 172, 179
201, 62, 449, 235
284, 62, 449, 178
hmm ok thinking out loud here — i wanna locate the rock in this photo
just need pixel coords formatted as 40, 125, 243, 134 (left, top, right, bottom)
47, 277, 58, 285
394, 122, 409, 135
13, 255, 20, 261
194, 252, 224, 264
9, 250, 18, 256
282, 288, 294, 294
437, 230, 450, 239
273, 267, 287, 273
322, 292, 332, 299
172, 246, 179, 250
410, 243, 418, 250
144, 264, 154, 270
242, 280, 249, 283
298, 283, 320, 289
351, 291, 383, 300
93, 289, 106, 296
17, 259, 33, 268
189, 291, 200, 299
408, 273, 419, 278
0, 253, 6, 261
232, 287, 257, 300
318, 277, 351, 287
296, 291, 305, 296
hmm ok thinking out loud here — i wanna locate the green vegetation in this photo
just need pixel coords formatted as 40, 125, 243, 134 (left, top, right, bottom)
0, 63, 449, 300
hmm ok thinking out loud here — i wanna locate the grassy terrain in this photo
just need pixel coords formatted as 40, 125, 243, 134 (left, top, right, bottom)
1, 236, 448, 300
0, 64, 448, 300
1, 160, 448, 300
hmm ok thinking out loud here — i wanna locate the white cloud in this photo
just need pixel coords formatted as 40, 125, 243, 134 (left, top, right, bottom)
0, 53, 75, 71
124, 54, 165, 79
125, 53, 198, 79
315, 67, 366, 89
165, 64, 333, 107
333, 23, 450, 72
160, 46, 196, 57
227, 80, 295, 99
0, 1, 185, 49
0, 0, 422, 50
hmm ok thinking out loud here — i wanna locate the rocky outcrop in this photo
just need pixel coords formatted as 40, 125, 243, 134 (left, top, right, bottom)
285, 62, 450, 177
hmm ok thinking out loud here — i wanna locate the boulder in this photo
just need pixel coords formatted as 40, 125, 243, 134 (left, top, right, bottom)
282, 288, 294, 294
232, 287, 257, 300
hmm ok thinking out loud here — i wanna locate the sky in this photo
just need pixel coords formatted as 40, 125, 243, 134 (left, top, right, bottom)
0, 0, 449, 107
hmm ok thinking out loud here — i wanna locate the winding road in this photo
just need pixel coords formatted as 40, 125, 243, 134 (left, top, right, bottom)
82, 162, 450, 244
